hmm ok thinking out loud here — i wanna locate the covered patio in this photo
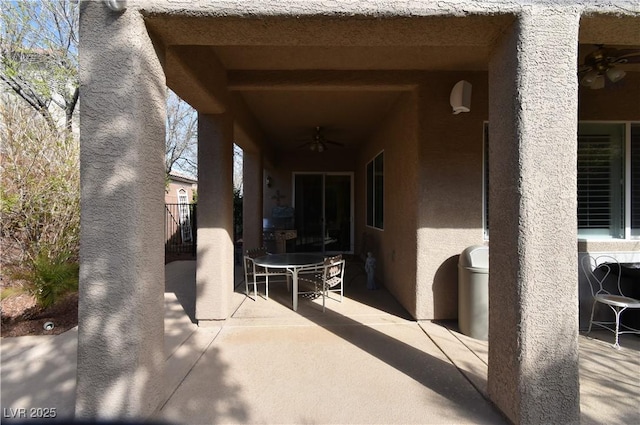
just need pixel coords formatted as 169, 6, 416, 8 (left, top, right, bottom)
77, 1, 639, 423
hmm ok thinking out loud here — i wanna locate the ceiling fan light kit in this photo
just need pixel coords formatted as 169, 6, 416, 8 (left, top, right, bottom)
309, 141, 325, 152
297, 126, 344, 152
606, 67, 626, 83
579, 45, 639, 89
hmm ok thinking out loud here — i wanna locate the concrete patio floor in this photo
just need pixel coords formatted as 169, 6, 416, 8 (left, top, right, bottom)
1, 259, 639, 424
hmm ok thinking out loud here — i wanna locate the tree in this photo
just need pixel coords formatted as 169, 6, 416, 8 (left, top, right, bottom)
165, 89, 198, 177
233, 143, 243, 193
0, 0, 79, 133
0, 2, 206, 307
165, 91, 246, 195
1, 1, 80, 307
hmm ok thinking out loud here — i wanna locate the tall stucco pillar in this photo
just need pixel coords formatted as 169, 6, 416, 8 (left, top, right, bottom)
487, 8, 580, 425
77, 2, 166, 419
242, 150, 264, 251
196, 113, 234, 322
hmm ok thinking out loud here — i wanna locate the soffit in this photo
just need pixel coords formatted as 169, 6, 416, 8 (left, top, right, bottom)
146, 13, 639, 152
146, 15, 511, 152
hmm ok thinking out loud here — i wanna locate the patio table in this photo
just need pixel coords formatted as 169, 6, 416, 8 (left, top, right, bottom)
619, 263, 640, 280
253, 253, 325, 311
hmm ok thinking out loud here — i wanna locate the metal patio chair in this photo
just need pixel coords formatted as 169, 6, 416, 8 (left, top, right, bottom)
243, 247, 290, 300
582, 254, 640, 349
298, 254, 345, 312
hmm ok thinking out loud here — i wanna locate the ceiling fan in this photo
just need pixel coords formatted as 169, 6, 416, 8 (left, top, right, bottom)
297, 126, 345, 152
579, 45, 640, 89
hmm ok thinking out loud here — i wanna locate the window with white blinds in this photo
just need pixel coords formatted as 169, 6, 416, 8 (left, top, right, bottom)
577, 136, 618, 231
577, 123, 625, 239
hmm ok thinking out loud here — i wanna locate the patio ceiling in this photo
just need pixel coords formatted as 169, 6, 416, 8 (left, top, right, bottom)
145, 13, 639, 152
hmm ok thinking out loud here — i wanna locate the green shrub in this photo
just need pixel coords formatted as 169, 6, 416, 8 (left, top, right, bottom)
1, 97, 80, 307
0, 286, 24, 302
12, 252, 79, 309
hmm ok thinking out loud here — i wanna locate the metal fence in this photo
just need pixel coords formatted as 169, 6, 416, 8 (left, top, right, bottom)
165, 203, 197, 258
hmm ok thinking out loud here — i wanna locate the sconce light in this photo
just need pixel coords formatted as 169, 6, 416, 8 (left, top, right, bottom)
266, 176, 272, 188
450, 80, 472, 114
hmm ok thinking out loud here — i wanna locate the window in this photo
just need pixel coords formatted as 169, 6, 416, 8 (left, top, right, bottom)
366, 152, 384, 229
578, 123, 640, 240
177, 189, 192, 242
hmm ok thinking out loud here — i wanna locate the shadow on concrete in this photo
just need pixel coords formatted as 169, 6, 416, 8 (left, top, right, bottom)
159, 260, 506, 424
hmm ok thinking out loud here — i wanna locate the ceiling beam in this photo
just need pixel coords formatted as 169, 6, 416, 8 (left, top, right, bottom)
165, 46, 230, 113
227, 70, 422, 91
231, 93, 277, 164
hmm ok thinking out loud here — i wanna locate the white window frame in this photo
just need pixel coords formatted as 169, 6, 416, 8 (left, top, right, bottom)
177, 188, 192, 242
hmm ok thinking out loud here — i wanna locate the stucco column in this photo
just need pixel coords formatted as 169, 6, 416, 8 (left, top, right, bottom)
196, 113, 234, 322
487, 8, 580, 425
77, 2, 165, 419
242, 150, 264, 251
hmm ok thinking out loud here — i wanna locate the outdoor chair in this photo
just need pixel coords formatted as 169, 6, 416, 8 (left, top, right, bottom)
243, 247, 290, 300
298, 254, 345, 312
582, 254, 640, 349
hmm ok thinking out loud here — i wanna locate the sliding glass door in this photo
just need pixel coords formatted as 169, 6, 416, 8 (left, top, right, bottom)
294, 173, 353, 254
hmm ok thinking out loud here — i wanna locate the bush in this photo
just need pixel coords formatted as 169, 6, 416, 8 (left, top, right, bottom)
1, 96, 80, 308
29, 253, 79, 308
9, 252, 79, 309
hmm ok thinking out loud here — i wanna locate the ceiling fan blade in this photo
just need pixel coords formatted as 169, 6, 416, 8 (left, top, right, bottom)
324, 139, 345, 147
606, 48, 640, 57
578, 64, 592, 75
613, 55, 640, 65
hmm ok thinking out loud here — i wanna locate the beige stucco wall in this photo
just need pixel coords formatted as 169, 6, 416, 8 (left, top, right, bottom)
349, 68, 639, 324
356, 91, 419, 315
350, 72, 490, 321
416, 72, 488, 320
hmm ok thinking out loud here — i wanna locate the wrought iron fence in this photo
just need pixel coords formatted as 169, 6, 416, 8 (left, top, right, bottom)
165, 203, 197, 258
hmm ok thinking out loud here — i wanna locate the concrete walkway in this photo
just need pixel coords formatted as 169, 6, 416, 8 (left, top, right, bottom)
1, 260, 638, 424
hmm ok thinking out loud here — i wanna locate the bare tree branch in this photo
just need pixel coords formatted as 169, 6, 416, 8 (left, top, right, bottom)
165, 89, 198, 177
0, 1, 79, 134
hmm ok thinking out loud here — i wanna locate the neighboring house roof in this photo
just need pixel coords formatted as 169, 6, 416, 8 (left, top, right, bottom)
168, 171, 197, 184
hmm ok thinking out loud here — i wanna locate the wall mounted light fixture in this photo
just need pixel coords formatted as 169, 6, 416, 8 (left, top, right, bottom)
450, 80, 472, 114
266, 176, 273, 188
